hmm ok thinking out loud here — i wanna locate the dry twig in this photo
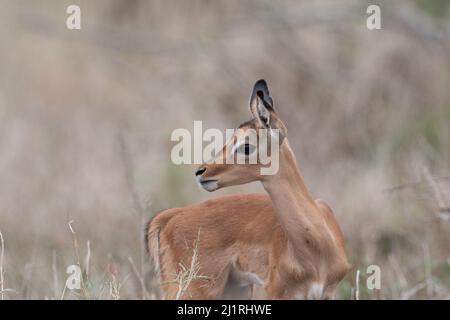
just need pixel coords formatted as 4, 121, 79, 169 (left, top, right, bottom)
0, 230, 4, 300
68, 220, 88, 299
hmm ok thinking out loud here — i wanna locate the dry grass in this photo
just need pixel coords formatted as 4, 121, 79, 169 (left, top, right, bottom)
0, 230, 5, 300
0, 0, 449, 299
169, 231, 210, 300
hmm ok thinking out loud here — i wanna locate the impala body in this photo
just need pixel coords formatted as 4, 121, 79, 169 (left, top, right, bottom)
146, 80, 349, 299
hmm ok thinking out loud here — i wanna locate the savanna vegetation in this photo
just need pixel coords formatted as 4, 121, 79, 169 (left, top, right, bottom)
0, 0, 449, 299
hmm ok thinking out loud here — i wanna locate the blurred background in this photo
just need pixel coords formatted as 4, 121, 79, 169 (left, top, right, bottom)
0, 0, 449, 299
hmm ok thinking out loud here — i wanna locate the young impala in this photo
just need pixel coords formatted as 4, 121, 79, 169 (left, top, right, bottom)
146, 80, 349, 299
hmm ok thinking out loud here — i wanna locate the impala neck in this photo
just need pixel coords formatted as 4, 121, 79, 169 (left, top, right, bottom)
261, 139, 329, 253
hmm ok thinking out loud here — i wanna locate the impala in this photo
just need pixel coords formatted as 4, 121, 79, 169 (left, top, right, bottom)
146, 80, 349, 299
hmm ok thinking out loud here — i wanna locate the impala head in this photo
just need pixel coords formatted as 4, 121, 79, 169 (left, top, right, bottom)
196, 79, 288, 191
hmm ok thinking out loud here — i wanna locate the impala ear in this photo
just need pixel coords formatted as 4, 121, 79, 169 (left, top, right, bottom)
249, 79, 274, 128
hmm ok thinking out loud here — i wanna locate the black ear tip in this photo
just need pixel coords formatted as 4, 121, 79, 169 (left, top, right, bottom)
252, 79, 269, 97
254, 79, 268, 88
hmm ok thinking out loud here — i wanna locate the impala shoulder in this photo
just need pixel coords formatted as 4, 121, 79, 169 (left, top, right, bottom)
314, 199, 333, 213
314, 199, 341, 231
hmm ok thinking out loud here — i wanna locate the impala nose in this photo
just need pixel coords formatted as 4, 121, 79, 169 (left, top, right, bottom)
195, 167, 206, 176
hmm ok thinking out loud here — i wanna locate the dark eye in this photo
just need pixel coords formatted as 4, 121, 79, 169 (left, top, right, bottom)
236, 143, 256, 155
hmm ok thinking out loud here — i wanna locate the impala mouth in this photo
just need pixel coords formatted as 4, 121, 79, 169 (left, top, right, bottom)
197, 178, 219, 192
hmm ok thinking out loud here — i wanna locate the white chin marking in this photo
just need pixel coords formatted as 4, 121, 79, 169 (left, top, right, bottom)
200, 180, 218, 191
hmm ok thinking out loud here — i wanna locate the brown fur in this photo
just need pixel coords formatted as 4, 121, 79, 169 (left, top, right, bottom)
147, 193, 348, 299
146, 79, 349, 299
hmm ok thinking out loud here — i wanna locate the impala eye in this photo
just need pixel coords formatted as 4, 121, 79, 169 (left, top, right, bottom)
236, 143, 256, 156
